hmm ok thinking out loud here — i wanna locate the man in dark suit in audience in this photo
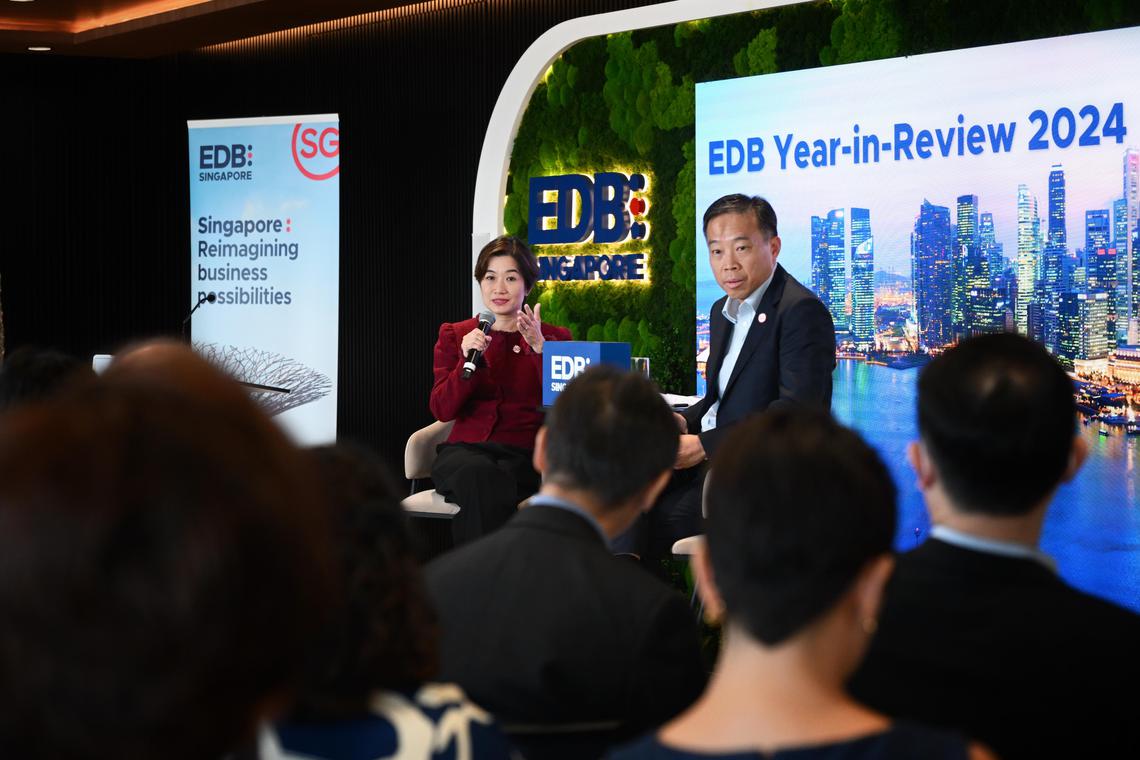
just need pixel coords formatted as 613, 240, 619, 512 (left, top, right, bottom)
426, 365, 706, 740
848, 333, 1140, 760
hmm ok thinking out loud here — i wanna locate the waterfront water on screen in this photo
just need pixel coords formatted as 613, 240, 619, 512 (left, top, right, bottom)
832, 360, 1140, 613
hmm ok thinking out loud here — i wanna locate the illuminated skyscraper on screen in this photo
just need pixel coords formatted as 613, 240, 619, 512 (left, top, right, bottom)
1058, 292, 1110, 370
1087, 209, 1111, 253
825, 208, 847, 333
1047, 165, 1067, 252
966, 288, 1005, 337
913, 200, 952, 350
980, 212, 1003, 285
1113, 196, 1130, 341
850, 208, 874, 346
1124, 149, 1139, 341
1042, 166, 1067, 353
1115, 197, 1129, 250
1089, 247, 1118, 291
954, 195, 977, 336
1016, 184, 1040, 335
811, 215, 828, 303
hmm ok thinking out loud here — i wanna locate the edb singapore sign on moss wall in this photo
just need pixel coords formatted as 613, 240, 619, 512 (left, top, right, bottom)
503, 3, 838, 393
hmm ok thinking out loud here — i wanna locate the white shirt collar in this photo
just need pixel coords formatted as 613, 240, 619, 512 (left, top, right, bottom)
930, 525, 1057, 573
721, 268, 775, 324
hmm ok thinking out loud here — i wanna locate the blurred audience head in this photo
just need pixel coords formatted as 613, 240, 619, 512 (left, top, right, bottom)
916, 332, 1082, 517
0, 346, 92, 411
538, 365, 677, 520
110, 337, 201, 377
0, 343, 334, 760
699, 408, 895, 669
290, 443, 439, 721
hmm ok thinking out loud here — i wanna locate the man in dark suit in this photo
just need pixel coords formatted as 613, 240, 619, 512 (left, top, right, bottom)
425, 365, 706, 740
848, 333, 1140, 760
639, 193, 835, 555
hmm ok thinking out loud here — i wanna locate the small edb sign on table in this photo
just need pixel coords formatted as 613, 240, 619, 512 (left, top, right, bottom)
542, 341, 631, 407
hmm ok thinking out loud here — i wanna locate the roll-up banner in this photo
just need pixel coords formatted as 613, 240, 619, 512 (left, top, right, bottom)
188, 114, 340, 445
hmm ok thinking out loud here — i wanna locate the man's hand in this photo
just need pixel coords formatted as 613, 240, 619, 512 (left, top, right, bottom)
675, 434, 705, 469
673, 412, 689, 434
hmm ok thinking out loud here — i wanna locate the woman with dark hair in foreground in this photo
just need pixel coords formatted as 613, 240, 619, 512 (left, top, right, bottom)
0, 344, 335, 760
610, 409, 995, 760
259, 443, 514, 760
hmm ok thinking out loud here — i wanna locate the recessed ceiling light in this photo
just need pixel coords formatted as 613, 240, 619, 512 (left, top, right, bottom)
10, 1, 38, 4
27, 46, 51, 52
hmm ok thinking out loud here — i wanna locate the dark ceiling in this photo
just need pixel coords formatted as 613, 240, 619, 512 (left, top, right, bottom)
0, 0, 413, 57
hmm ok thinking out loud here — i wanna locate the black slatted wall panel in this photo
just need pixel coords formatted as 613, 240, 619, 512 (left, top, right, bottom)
0, 0, 659, 472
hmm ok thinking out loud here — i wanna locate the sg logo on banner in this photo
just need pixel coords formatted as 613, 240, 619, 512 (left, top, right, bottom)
292, 123, 340, 180
528, 172, 649, 245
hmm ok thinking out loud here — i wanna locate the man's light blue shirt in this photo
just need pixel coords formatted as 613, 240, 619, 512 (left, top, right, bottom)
930, 524, 1057, 573
526, 493, 610, 546
701, 269, 775, 433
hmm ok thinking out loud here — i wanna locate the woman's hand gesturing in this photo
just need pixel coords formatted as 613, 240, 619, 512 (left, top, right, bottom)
517, 304, 544, 354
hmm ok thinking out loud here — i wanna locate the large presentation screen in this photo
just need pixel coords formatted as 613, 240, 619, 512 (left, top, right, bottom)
696, 27, 1140, 611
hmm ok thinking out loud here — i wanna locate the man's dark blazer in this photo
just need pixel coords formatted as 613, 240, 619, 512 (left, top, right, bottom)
848, 537, 1140, 760
424, 503, 706, 734
684, 263, 835, 457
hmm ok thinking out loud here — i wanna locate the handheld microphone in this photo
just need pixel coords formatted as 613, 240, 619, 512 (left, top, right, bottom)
461, 310, 495, 380
181, 292, 217, 340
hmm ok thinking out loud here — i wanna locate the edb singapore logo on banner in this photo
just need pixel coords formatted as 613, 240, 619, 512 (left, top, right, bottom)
188, 114, 340, 445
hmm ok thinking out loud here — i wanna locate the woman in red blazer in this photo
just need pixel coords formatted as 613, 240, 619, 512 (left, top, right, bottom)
430, 236, 571, 545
